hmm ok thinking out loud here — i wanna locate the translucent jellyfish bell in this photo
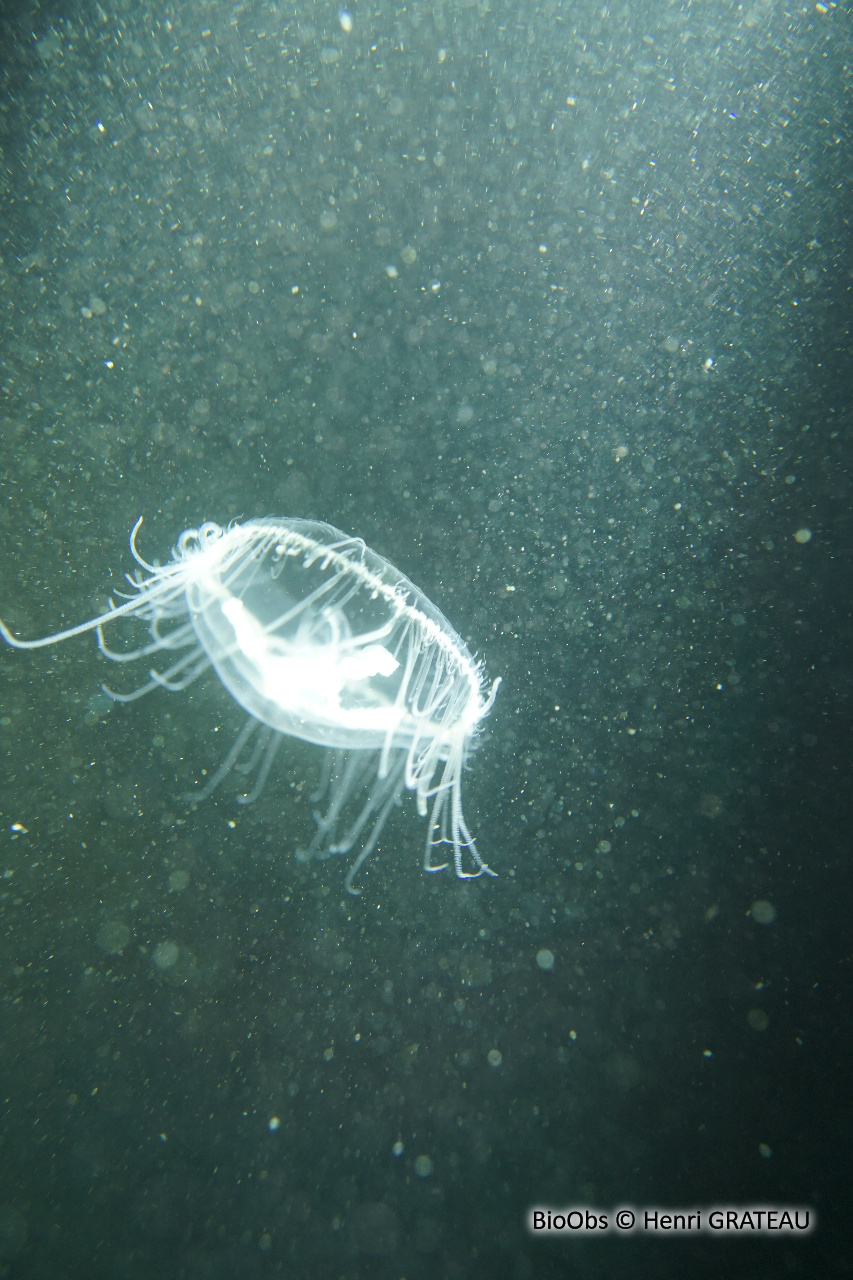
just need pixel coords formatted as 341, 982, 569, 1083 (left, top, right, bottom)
0, 517, 500, 893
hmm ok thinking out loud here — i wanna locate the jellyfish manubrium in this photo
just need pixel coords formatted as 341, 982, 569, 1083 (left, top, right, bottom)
0, 518, 500, 893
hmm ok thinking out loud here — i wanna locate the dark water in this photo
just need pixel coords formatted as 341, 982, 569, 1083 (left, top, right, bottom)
0, 0, 850, 1275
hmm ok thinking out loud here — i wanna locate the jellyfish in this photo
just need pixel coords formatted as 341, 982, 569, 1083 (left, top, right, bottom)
0, 517, 500, 893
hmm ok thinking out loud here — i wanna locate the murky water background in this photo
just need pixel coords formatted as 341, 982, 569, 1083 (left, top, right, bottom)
0, 0, 850, 1275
